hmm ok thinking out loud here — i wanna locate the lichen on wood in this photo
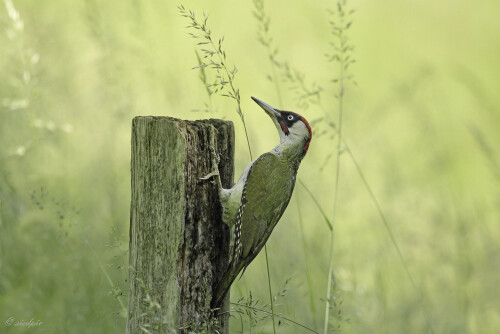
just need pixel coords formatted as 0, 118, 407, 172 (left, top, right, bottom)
126, 116, 234, 334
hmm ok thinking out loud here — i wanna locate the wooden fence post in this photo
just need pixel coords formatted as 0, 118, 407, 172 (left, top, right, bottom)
126, 116, 234, 334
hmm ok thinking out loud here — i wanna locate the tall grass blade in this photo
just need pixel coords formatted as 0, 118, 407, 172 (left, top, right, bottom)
323, 1, 354, 332
296, 195, 318, 330
231, 302, 319, 334
344, 141, 435, 333
299, 180, 333, 231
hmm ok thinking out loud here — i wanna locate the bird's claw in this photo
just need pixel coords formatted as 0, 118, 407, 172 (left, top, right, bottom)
199, 146, 222, 186
199, 170, 220, 181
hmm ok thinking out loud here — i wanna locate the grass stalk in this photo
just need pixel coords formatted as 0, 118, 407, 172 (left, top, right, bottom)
241, 115, 254, 161
344, 141, 435, 333
264, 246, 277, 334
231, 302, 319, 334
205, 33, 253, 160
194, 50, 214, 113
296, 195, 318, 330
323, 67, 343, 334
203, 20, 253, 161
270, 57, 283, 107
299, 180, 333, 231
179, 5, 253, 159
253, 0, 283, 108
82, 234, 127, 314
323, 1, 353, 332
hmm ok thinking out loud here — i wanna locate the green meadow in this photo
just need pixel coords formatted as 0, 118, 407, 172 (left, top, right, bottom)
1, 0, 499, 333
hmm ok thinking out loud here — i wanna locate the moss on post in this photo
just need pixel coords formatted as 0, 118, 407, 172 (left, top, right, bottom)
126, 116, 234, 334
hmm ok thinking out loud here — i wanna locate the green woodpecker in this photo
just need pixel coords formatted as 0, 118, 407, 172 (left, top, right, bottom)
208, 97, 312, 307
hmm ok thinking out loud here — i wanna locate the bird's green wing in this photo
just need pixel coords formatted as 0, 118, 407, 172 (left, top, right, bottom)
220, 153, 296, 306
237, 152, 295, 261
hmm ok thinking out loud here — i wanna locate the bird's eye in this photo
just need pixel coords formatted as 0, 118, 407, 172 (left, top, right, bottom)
287, 115, 294, 121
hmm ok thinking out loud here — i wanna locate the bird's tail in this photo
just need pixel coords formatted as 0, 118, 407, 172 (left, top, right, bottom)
212, 259, 245, 309
212, 235, 270, 308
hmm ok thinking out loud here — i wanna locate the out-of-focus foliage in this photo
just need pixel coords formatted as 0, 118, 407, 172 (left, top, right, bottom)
0, 0, 499, 333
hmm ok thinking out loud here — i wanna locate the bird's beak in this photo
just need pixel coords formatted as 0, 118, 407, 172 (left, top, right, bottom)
251, 96, 282, 129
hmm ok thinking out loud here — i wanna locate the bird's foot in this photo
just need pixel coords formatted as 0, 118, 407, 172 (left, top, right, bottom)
200, 170, 219, 181
199, 146, 222, 189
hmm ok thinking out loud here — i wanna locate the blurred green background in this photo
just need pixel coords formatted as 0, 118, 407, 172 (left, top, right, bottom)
1, 0, 499, 333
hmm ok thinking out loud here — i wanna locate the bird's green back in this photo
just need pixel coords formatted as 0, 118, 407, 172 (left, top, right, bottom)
239, 152, 296, 259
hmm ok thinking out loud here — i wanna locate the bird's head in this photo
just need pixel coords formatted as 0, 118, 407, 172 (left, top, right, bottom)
252, 96, 312, 155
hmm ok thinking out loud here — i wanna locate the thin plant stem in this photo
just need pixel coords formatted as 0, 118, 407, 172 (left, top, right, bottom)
324, 14, 346, 334
322, 1, 357, 331
324, 78, 343, 333
264, 246, 277, 334
230, 303, 319, 334
195, 50, 214, 112
205, 32, 253, 161
344, 141, 435, 334
270, 58, 283, 108
179, 6, 252, 159
82, 234, 127, 314
241, 115, 254, 162
296, 195, 318, 330
299, 180, 333, 231
253, 0, 283, 108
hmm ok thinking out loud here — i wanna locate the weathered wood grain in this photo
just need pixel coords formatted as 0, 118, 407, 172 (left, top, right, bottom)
126, 116, 234, 334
